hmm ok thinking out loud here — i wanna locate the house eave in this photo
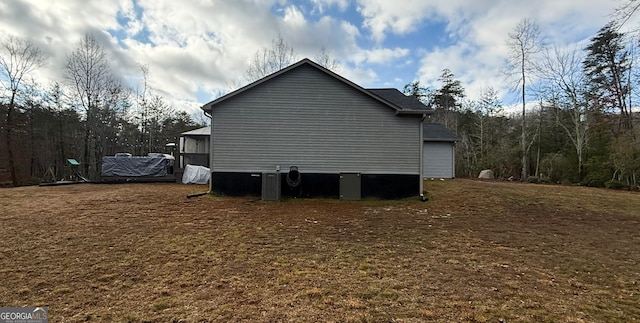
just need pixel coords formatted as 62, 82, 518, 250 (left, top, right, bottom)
396, 110, 432, 116
423, 138, 459, 142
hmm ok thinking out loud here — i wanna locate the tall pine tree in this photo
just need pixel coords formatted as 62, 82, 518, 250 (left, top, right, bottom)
583, 21, 632, 132
432, 69, 465, 132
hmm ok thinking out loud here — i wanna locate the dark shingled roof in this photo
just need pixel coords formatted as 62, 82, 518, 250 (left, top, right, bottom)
367, 88, 430, 112
423, 123, 458, 142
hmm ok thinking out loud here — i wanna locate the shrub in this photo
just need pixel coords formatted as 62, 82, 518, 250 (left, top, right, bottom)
538, 176, 552, 184
605, 180, 627, 190
582, 156, 614, 188
560, 179, 574, 186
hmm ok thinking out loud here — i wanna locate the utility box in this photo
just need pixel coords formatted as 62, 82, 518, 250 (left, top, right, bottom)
340, 172, 361, 200
262, 172, 281, 201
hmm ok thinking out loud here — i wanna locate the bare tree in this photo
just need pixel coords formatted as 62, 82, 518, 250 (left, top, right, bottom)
245, 34, 297, 82
145, 94, 174, 153
613, 0, 640, 30
94, 79, 129, 159
314, 46, 341, 72
0, 35, 46, 185
136, 64, 150, 155
475, 87, 502, 161
43, 81, 74, 179
506, 18, 544, 180
538, 46, 589, 178
65, 33, 116, 177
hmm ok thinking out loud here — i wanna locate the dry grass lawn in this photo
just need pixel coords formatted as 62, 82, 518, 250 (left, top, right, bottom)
0, 180, 639, 322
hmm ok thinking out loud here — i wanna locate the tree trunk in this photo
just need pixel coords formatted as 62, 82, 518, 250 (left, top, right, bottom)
535, 105, 543, 178
58, 112, 65, 179
521, 58, 527, 181
6, 90, 18, 185
83, 110, 91, 177
29, 107, 35, 179
480, 115, 484, 160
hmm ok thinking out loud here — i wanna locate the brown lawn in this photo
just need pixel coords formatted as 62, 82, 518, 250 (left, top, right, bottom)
0, 180, 638, 322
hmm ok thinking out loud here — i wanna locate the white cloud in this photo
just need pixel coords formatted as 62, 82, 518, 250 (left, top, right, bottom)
0, 0, 302, 112
354, 47, 410, 65
283, 5, 307, 27
339, 66, 378, 86
355, 0, 436, 42
0, 0, 630, 115
402, 0, 619, 103
310, 0, 350, 14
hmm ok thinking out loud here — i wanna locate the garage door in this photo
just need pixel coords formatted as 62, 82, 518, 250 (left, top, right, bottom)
423, 142, 454, 178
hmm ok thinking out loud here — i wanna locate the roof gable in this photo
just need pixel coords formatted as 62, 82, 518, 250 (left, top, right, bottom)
201, 58, 430, 116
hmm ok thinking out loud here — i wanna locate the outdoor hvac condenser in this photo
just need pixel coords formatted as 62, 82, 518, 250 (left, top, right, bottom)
339, 172, 361, 200
262, 172, 281, 201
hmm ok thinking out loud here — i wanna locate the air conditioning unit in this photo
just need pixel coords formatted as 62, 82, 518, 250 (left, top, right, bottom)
261, 172, 281, 201
340, 172, 361, 200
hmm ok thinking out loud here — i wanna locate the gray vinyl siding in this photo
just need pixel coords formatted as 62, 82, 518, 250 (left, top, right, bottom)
423, 142, 454, 178
211, 65, 420, 174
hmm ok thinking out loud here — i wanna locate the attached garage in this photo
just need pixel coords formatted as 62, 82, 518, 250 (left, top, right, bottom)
423, 123, 457, 179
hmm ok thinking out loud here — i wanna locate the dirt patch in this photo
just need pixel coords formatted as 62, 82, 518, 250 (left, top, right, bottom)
0, 180, 638, 322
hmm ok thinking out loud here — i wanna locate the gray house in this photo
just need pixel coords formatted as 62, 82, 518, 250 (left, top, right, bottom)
423, 123, 457, 179
201, 58, 431, 199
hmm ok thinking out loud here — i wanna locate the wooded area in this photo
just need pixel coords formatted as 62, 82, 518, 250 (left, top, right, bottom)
0, 35, 204, 185
405, 19, 639, 189
1, 18, 639, 189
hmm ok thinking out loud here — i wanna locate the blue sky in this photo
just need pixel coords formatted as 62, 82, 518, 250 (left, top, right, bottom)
0, 0, 634, 116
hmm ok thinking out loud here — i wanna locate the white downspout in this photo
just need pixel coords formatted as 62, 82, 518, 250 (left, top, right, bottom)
419, 115, 426, 201
204, 108, 213, 193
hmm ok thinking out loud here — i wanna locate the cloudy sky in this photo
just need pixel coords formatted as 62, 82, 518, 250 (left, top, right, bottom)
0, 0, 635, 116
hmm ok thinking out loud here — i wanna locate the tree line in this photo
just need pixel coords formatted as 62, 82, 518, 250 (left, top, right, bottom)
405, 19, 639, 189
2, 19, 639, 189
0, 32, 341, 186
0, 34, 204, 185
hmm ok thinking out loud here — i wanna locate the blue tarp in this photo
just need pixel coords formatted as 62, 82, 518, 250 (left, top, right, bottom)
102, 156, 168, 177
